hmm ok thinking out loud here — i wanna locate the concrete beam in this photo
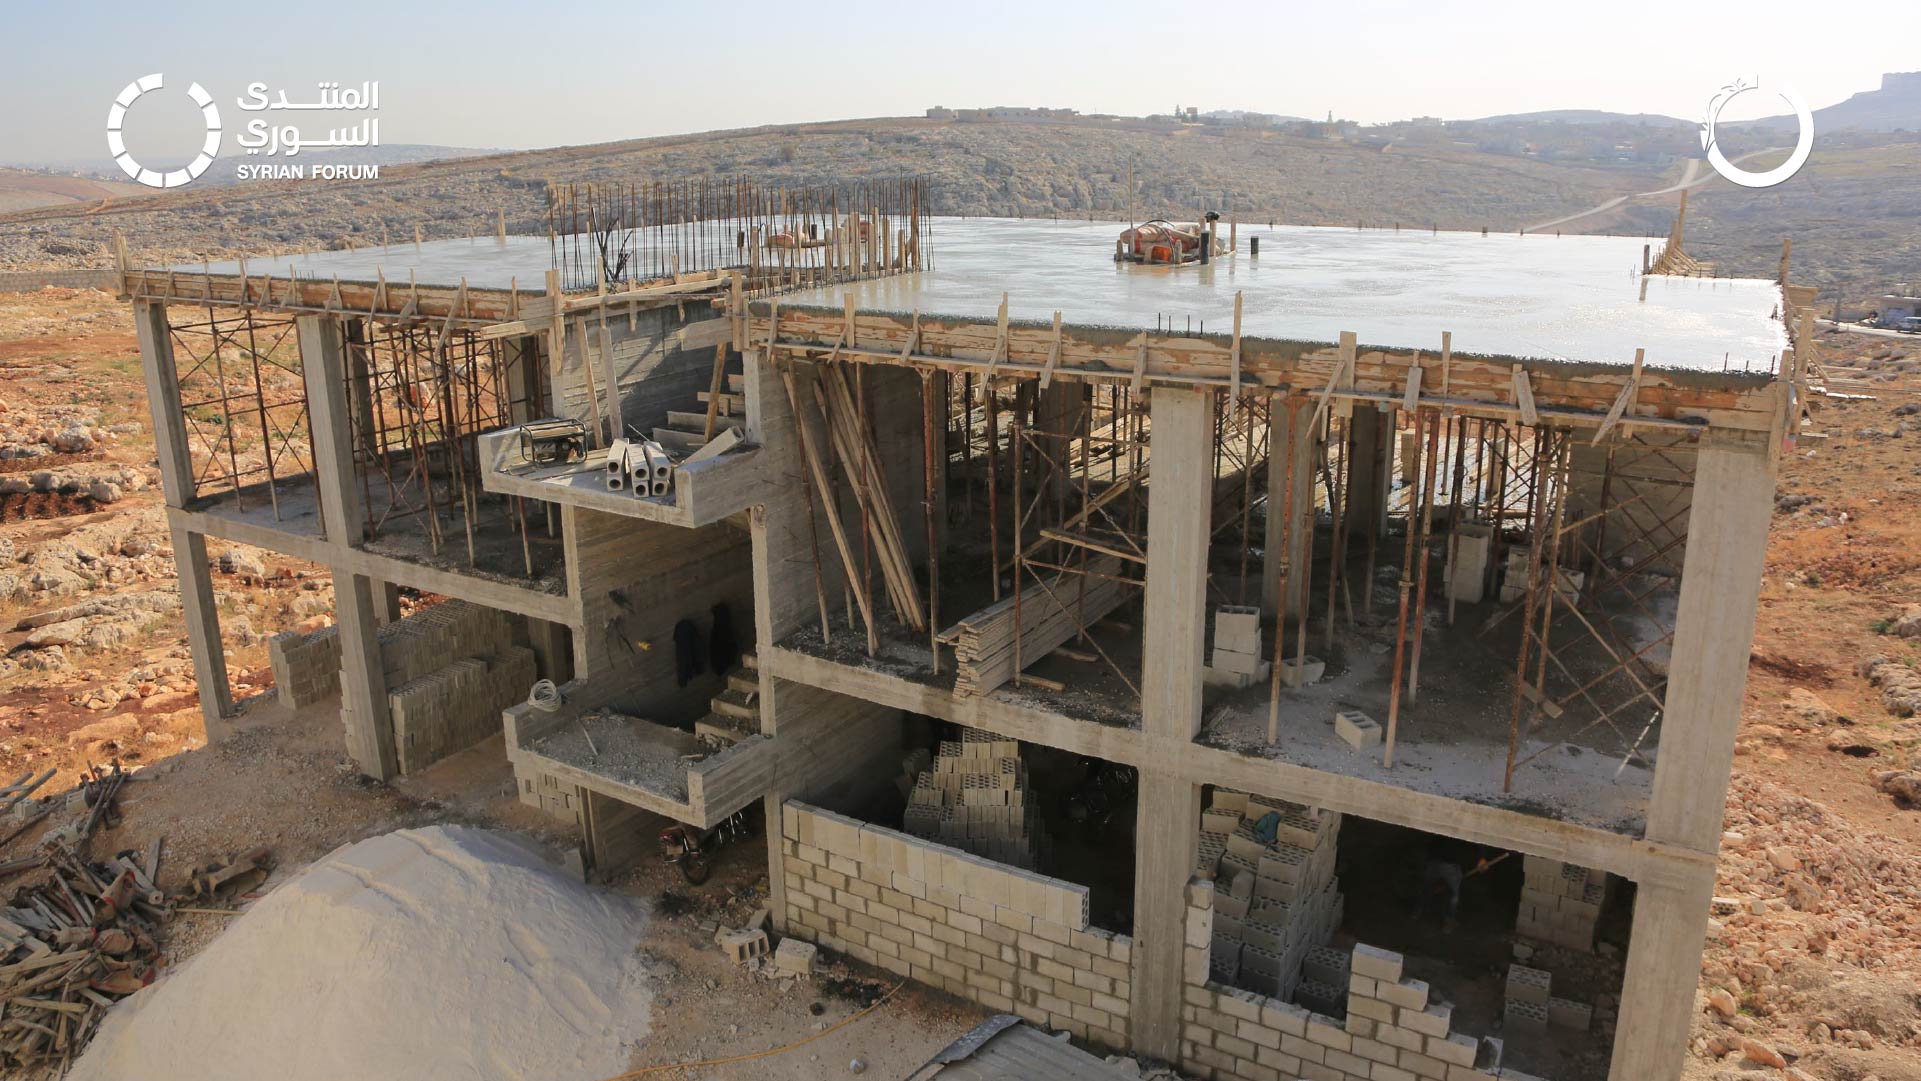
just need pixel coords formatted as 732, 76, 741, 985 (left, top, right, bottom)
166, 506, 576, 625
763, 645, 1713, 890
168, 525, 233, 740
1648, 429, 1775, 851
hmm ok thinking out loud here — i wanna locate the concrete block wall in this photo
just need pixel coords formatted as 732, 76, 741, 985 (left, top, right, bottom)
1181, 880, 1540, 1081
780, 801, 1130, 1048
1517, 856, 1605, 951
390, 645, 536, 774
269, 598, 527, 710
1196, 789, 1345, 1003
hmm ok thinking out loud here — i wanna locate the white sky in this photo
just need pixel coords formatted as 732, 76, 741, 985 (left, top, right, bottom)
0, 0, 1911, 167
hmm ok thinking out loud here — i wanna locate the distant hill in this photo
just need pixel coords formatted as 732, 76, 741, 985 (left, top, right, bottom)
1745, 71, 1921, 133
1466, 109, 1693, 127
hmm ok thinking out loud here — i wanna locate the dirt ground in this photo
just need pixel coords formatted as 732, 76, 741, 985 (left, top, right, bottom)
0, 288, 1919, 1080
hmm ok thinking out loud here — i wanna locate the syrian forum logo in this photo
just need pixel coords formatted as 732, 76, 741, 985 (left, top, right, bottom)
106, 75, 380, 188
1700, 77, 1815, 189
106, 74, 221, 189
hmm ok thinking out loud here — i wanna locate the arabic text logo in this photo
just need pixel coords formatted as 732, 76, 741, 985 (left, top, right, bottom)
106, 74, 221, 189
1700, 77, 1814, 189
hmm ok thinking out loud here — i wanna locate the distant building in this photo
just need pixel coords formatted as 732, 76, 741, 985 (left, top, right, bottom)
953, 106, 1078, 123
1410, 116, 1444, 129
1881, 292, 1921, 322
925, 106, 954, 120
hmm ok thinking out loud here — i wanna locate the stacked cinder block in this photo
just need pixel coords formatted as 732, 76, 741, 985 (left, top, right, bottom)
269, 625, 343, 708
390, 644, 536, 774
1181, 885, 1540, 1081
1497, 551, 1584, 605
780, 802, 1129, 1048
1196, 790, 1344, 1003
268, 599, 529, 713
1204, 606, 1269, 689
1516, 856, 1606, 951
517, 767, 582, 821
1505, 962, 1591, 1036
901, 728, 1047, 869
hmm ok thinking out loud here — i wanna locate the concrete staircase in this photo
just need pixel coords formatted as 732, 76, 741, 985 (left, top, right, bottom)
694, 651, 759, 746
653, 372, 744, 457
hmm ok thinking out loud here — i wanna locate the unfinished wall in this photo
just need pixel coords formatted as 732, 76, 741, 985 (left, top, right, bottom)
780, 801, 1131, 1049
270, 599, 533, 773
554, 306, 733, 441
564, 508, 754, 717
1181, 880, 1529, 1081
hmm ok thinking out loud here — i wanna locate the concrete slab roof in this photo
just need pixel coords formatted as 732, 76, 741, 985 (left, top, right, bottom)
780, 218, 1790, 374
182, 234, 558, 293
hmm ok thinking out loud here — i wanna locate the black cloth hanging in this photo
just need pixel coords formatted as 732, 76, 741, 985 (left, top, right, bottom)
709, 602, 739, 676
673, 617, 704, 687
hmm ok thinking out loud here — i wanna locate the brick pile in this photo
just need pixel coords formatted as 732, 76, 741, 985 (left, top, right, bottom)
780, 802, 1129, 1047
1181, 881, 1547, 1081
1195, 789, 1344, 1003
268, 625, 343, 709
1503, 962, 1591, 1035
901, 728, 1048, 869
1515, 856, 1605, 951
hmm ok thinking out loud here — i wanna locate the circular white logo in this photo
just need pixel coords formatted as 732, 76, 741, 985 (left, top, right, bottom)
106, 74, 222, 189
1700, 77, 1814, 189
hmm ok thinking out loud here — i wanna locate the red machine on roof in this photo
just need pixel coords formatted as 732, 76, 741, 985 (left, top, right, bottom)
1117, 212, 1228, 266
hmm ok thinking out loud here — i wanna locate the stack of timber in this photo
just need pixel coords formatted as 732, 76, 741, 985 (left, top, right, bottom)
793, 361, 926, 634
942, 554, 1128, 696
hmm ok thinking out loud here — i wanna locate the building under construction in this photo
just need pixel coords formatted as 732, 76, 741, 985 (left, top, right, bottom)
124, 176, 1813, 1081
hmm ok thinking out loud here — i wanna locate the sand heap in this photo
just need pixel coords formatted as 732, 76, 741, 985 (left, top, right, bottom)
69, 826, 653, 1081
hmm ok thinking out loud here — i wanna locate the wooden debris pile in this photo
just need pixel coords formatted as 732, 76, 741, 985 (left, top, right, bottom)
0, 763, 273, 1074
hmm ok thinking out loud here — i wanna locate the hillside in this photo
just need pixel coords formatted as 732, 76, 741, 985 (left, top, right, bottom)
2, 113, 1917, 289
0, 116, 1665, 272
1751, 71, 1921, 133
1469, 109, 1693, 127
0, 167, 147, 215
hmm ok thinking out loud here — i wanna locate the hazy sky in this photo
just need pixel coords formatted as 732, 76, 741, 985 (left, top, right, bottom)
2, 0, 1912, 168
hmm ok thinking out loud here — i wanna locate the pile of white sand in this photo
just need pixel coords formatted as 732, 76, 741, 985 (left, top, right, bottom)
70, 826, 652, 1081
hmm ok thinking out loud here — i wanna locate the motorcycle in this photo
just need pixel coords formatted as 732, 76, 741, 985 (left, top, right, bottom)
659, 808, 753, 884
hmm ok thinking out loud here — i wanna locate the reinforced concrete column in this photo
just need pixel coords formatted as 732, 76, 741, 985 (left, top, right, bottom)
1614, 428, 1771, 1081
1131, 385, 1212, 1060
1606, 869, 1716, 1081
1262, 399, 1316, 620
296, 314, 365, 545
1647, 428, 1774, 850
371, 579, 402, 626
1347, 404, 1389, 540
169, 524, 234, 740
133, 301, 194, 507
138, 300, 237, 742
334, 570, 397, 781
